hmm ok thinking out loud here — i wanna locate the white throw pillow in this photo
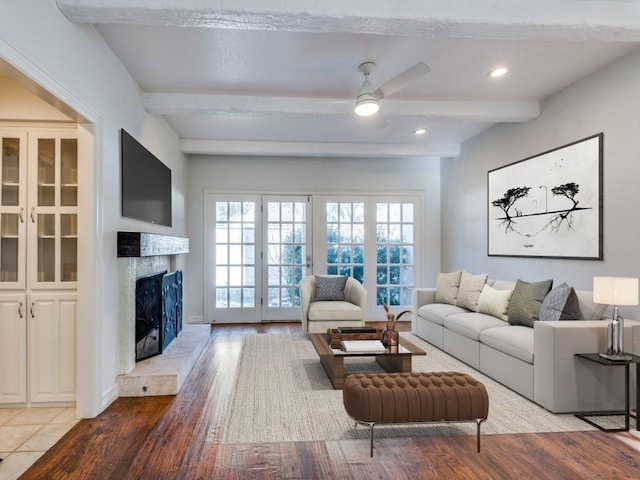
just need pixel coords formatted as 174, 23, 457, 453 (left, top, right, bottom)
478, 284, 513, 321
456, 271, 488, 311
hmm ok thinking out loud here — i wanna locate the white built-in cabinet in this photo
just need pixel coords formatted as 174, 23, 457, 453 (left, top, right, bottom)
0, 125, 77, 405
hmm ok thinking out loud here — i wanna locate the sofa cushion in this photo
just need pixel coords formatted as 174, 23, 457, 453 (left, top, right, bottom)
456, 271, 488, 311
575, 290, 607, 319
508, 279, 553, 328
444, 312, 507, 341
539, 283, 581, 321
314, 275, 347, 301
478, 284, 513, 321
435, 270, 462, 305
308, 301, 362, 321
479, 325, 534, 364
417, 303, 468, 326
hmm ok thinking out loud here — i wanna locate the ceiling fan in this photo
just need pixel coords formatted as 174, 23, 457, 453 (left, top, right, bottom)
354, 61, 431, 117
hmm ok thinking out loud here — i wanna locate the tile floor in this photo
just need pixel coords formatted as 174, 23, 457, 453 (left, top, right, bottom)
0, 407, 78, 480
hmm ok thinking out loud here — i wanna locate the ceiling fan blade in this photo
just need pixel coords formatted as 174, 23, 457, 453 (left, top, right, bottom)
373, 61, 431, 100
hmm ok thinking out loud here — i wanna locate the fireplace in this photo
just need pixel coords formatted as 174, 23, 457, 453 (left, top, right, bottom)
118, 232, 189, 374
135, 270, 183, 361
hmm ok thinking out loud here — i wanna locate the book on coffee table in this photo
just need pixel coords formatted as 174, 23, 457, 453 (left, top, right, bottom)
340, 340, 386, 353
336, 326, 378, 334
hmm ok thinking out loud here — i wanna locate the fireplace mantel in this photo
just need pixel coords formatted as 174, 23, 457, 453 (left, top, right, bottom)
117, 232, 189, 257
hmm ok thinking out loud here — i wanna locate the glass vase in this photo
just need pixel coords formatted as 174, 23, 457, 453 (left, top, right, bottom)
382, 322, 399, 350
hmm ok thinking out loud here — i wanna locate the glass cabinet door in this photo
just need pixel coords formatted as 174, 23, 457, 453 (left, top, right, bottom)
28, 132, 77, 288
0, 133, 27, 288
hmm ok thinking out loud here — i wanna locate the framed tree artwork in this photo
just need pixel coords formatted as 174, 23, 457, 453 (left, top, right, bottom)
487, 133, 603, 259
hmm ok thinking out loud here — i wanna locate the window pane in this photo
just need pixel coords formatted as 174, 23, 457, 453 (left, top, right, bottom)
268, 202, 279, 221
281, 202, 293, 222
216, 245, 227, 264
377, 266, 387, 285
216, 267, 228, 286
268, 224, 280, 243
243, 288, 255, 307
294, 202, 306, 222
229, 245, 242, 264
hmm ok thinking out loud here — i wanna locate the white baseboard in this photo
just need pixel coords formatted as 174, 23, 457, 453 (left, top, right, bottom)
102, 383, 119, 410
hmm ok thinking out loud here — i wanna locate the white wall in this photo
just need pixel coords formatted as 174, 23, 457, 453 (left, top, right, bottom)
185, 155, 441, 321
0, 0, 188, 416
441, 48, 640, 319
0, 77, 72, 121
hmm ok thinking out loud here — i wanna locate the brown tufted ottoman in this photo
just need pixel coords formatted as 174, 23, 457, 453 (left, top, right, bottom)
343, 371, 489, 456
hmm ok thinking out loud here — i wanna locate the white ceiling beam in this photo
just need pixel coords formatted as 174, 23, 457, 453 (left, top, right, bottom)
144, 93, 540, 123
57, 0, 640, 41
180, 139, 460, 158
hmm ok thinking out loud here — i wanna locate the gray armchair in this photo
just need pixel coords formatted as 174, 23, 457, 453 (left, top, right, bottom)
299, 275, 367, 333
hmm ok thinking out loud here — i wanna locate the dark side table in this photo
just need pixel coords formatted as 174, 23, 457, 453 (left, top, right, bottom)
574, 353, 640, 432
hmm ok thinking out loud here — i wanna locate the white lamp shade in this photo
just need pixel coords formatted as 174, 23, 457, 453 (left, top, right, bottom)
593, 276, 639, 305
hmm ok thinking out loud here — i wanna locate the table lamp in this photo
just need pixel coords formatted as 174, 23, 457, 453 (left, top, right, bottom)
593, 276, 639, 361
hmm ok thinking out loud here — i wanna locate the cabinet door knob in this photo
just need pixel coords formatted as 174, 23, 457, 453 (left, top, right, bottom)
30, 302, 35, 318
18, 302, 23, 319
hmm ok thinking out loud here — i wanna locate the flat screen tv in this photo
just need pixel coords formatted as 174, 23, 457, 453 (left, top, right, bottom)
121, 129, 172, 227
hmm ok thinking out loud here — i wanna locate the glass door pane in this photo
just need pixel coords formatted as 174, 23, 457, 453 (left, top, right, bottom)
28, 131, 78, 288
1, 214, 19, 282
2, 138, 20, 206
60, 214, 77, 282
262, 196, 310, 321
0, 133, 26, 289
37, 139, 56, 207
60, 139, 78, 207
37, 213, 56, 282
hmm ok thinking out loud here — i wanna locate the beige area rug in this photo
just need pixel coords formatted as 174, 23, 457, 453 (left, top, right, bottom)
222, 333, 594, 444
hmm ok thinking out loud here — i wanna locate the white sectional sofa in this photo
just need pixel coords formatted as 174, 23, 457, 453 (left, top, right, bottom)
412, 276, 639, 414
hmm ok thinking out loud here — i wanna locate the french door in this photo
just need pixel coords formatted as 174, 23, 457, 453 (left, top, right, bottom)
205, 193, 311, 323
314, 195, 420, 321
205, 192, 420, 324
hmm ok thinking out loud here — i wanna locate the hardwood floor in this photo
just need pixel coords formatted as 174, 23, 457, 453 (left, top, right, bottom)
20, 322, 640, 479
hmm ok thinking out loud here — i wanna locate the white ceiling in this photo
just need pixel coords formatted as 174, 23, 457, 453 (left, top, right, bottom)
56, 0, 640, 158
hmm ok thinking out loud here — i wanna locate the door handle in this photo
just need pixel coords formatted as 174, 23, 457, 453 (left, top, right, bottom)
18, 302, 23, 319
30, 207, 35, 223
19, 207, 24, 223
30, 302, 35, 319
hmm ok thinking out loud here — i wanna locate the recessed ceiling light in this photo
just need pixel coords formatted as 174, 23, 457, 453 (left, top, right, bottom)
413, 128, 428, 135
488, 67, 508, 78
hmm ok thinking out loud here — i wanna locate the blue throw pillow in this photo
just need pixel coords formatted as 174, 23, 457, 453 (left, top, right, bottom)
539, 283, 582, 321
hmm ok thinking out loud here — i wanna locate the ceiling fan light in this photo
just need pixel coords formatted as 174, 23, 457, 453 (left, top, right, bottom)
488, 67, 508, 78
355, 93, 380, 116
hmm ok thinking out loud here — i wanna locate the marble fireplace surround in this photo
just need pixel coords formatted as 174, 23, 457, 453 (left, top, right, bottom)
117, 232, 189, 375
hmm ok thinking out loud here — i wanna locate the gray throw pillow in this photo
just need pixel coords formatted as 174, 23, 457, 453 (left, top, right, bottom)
508, 279, 553, 328
314, 275, 348, 301
539, 283, 582, 321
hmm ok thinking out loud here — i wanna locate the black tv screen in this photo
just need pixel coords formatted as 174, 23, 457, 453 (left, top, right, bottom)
121, 129, 172, 227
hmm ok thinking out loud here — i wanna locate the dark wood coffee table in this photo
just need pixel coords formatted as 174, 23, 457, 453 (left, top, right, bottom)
309, 332, 426, 389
